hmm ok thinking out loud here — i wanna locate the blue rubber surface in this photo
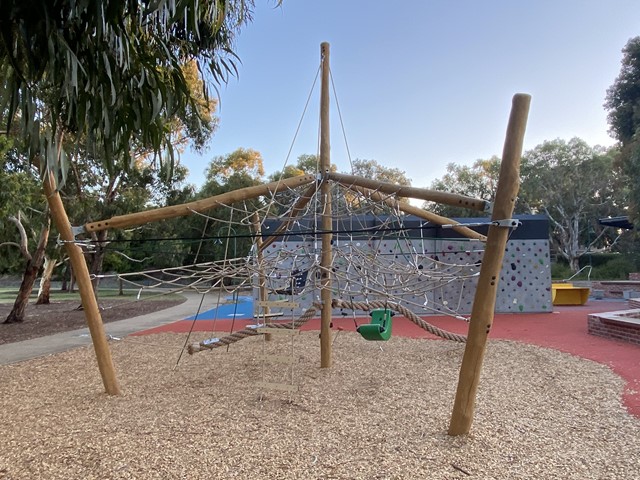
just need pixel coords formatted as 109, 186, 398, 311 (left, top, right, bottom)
185, 295, 254, 320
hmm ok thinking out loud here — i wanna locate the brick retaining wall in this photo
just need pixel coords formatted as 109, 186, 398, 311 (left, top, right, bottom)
591, 280, 640, 299
588, 309, 640, 346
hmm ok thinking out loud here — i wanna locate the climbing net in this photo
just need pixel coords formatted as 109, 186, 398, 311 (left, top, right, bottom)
95, 175, 485, 345
254, 180, 485, 317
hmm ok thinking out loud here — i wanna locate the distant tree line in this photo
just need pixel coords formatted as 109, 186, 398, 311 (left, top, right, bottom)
427, 138, 636, 273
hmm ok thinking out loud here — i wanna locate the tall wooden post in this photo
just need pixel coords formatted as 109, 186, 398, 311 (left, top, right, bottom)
43, 173, 121, 395
448, 94, 530, 435
250, 212, 269, 316
319, 42, 333, 368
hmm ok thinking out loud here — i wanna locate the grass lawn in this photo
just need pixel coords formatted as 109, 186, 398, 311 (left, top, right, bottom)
0, 287, 183, 304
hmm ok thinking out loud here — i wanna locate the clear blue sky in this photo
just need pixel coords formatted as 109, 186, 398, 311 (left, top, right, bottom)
181, 0, 640, 190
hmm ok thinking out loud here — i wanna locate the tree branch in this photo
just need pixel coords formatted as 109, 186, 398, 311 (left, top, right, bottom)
7, 214, 32, 261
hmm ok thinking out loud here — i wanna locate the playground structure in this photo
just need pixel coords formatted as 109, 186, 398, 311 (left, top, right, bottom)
47, 43, 531, 435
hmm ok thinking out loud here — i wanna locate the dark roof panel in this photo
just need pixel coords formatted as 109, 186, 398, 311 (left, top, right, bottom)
598, 216, 635, 230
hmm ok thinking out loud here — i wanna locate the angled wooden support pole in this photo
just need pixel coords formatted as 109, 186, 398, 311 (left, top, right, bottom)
448, 94, 531, 435
43, 173, 120, 395
340, 183, 487, 241
84, 174, 316, 233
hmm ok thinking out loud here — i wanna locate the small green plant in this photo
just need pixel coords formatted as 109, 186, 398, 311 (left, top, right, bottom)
590, 255, 639, 280
551, 261, 572, 281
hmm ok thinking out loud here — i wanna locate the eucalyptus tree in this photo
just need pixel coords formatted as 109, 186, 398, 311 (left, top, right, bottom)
0, 143, 52, 322
519, 138, 623, 272
605, 36, 640, 224
0, 161, 44, 271
0, 0, 258, 353
425, 141, 625, 273
350, 158, 411, 187
59, 60, 219, 288
1, 0, 255, 250
1, 1, 249, 313
187, 148, 266, 265
0, 1, 254, 178
341, 158, 412, 213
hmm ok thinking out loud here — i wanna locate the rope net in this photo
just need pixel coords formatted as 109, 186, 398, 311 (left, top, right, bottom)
98, 177, 485, 350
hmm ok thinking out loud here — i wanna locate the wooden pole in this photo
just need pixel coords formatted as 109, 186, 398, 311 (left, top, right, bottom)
328, 172, 490, 212
250, 212, 269, 317
341, 184, 487, 241
84, 174, 316, 233
43, 173, 120, 395
319, 42, 333, 368
448, 94, 531, 435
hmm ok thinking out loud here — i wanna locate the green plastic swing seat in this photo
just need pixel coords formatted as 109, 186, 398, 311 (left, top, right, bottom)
356, 308, 394, 341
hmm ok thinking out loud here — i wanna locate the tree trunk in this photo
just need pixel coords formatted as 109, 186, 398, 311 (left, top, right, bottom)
569, 256, 580, 274
4, 261, 39, 323
60, 264, 68, 291
89, 229, 109, 292
36, 256, 58, 305
59, 265, 77, 292
4, 219, 50, 323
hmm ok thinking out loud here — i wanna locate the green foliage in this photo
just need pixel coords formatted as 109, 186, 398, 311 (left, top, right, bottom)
605, 37, 640, 144
426, 157, 500, 217
550, 261, 573, 281
350, 159, 411, 186
0, 0, 252, 180
205, 148, 265, 186
426, 140, 630, 273
552, 253, 640, 281
101, 219, 195, 273
605, 36, 640, 224
177, 148, 268, 264
589, 255, 640, 280
0, 144, 47, 274
520, 138, 623, 271
581, 251, 640, 280
268, 154, 337, 182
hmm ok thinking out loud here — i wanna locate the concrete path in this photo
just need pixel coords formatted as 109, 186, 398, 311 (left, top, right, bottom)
0, 291, 204, 365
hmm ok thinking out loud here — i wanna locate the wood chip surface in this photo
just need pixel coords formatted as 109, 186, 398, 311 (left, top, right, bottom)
1, 332, 638, 479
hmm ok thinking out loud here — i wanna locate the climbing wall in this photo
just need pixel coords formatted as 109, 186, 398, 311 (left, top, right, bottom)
255, 215, 552, 315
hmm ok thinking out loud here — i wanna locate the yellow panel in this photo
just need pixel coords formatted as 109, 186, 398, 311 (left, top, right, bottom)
552, 285, 590, 305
